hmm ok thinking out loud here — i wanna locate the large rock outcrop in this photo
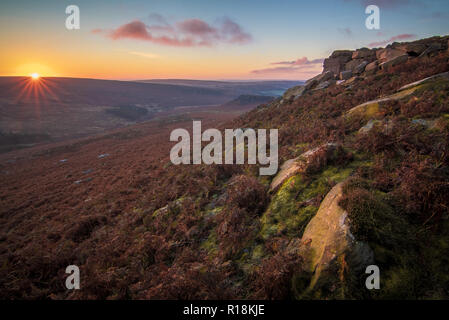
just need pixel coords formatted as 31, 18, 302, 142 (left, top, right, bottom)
320, 35, 449, 80
280, 36, 448, 101
323, 50, 353, 75
298, 182, 373, 290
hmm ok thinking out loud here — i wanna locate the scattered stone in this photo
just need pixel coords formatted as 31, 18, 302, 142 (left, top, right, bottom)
284, 71, 336, 100
344, 59, 364, 73
358, 119, 381, 134
354, 61, 369, 74
59, 159, 68, 163
306, 71, 334, 85
340, 70, 352, 80
269, 143, 338, 192
345, 76, 362, 86
376, 48, 404, 62
98, 153, 110, 159
282, 85, 306, 100
379, 54, 408, 70
314, 79, 336, 91
364, 61, 379, 74
411, 118, 437, 128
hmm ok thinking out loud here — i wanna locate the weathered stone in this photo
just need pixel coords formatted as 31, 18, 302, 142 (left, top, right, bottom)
411, 118, 438, 129
344, 59, 364, 72
330, 50, 353, 58
395, 43, 426, 56
297, 72, 335, 96
358, 119, 394, 135
345, 76, 362, 85
269, 159, 302, 193
398, 71, 449, 91
314, 79, 336, 91
358, 119, 381, 134
340, 70, 352, 80
354, 61, 369, 74
419, 42, 444, 57
269, 143, 338, 192
364, 61, 379, 74
323, 51, 353, 75
346, 100, 386, 119
376, 48, 404, 62
346, 86, 421, 119
299, 182, 373, 288
283, 85, 306, 100
306, 71, 334, 85
379, 54, 408, 70
352, 48, 376, 60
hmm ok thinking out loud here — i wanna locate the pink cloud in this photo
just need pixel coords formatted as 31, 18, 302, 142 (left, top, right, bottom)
110, 21, 152, 41
252, 57, 324, 79
93, 15, 252, 47
368, 33, 417, 47
177, 19, 217, 35
271, 57, 325, 66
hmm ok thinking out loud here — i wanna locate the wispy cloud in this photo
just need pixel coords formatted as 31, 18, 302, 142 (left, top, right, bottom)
251, 57, 324, 78
92, 15, 252, 47
127, 51, 159, 59
368, 33, 417, 47
269, 57, 325, 66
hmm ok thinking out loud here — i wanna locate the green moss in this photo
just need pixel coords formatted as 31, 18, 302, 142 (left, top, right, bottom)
251, 244, 265, 260
260, 164, 355, 240
201, 230, 218, 258
336, 178, 449, 299
346, 102, 381, 119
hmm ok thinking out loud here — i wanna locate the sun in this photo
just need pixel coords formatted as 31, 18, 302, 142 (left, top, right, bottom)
30, 73, 40, 80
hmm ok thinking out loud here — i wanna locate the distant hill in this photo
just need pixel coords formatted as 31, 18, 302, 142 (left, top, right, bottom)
0, 77, 232, 108
137, 79, 304, 96
221, 95, 276, 112
0, 77, 298, 150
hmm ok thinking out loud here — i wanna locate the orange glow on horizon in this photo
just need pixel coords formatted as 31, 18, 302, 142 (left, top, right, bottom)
31, 73, 40, 80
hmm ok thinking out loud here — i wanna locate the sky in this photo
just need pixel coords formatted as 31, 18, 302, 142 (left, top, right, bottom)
0, 0, 448, 80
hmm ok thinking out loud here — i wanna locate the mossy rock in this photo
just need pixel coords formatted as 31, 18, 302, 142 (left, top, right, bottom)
298, 182, 373, 293
261, 164, 355, 241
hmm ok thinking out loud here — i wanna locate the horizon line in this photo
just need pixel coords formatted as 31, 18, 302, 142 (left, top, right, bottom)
0, 75, 308, 82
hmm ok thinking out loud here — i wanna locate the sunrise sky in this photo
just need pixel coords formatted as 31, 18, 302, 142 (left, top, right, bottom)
1, 0, 448, 80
